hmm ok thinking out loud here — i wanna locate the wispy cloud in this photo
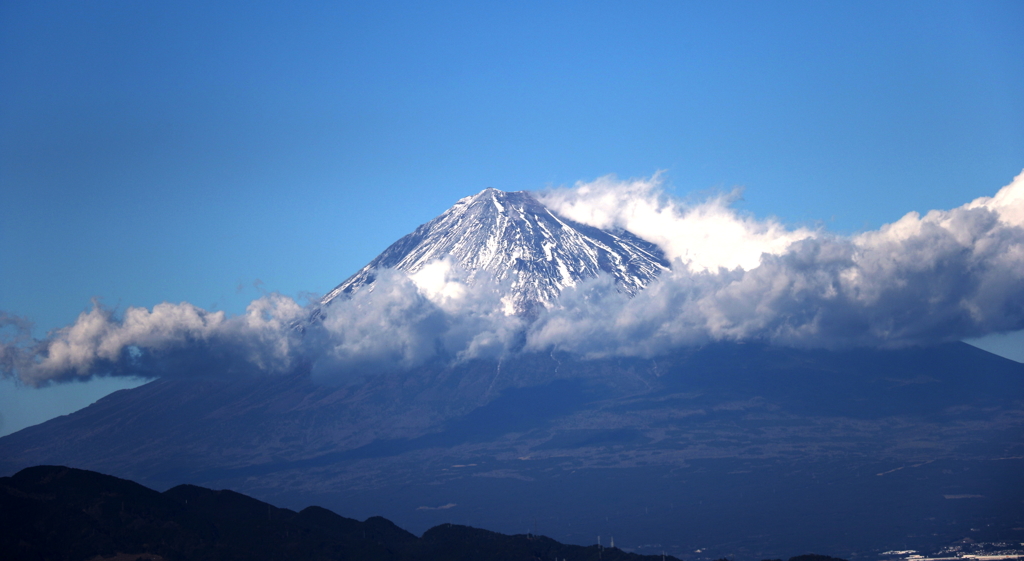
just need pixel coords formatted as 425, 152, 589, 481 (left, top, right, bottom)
1, 295, 307, 386
416, 503, 457, 510
3, 171, 1022, 386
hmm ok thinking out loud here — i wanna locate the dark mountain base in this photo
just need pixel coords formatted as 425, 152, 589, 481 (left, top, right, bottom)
1, 343, 1022, 560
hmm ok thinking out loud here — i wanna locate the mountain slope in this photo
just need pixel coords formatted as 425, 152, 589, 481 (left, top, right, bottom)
2, 184, 1022, 559
1, 343, 1021, 559
321, 188, 669, 313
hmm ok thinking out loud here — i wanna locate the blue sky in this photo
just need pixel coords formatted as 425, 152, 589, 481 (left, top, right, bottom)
2, 1, 1023, 435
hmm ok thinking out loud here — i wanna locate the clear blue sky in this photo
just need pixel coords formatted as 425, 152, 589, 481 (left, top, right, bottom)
2, 1, 1023, 435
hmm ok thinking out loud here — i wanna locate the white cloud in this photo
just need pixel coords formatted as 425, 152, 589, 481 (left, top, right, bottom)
309, 269, 524, 382
2, 295, 306, 386
2, 170, 1022, 385
526, 170, 1024, 356
537, 174, 816, 272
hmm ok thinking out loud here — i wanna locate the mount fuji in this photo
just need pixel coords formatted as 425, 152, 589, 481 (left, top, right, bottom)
1, 188, 1022, 560
320, 187, 669, 314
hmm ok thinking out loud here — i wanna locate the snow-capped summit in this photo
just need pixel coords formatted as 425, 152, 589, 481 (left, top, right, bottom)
321, 187, 669, 313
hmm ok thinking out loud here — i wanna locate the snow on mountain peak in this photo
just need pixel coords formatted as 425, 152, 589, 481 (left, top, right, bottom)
321, 188, 670, 314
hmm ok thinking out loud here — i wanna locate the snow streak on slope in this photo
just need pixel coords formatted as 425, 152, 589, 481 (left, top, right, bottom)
321, 188, 670, 314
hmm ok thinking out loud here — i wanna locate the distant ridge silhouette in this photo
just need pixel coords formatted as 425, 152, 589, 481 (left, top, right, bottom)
1, 465, 697, 561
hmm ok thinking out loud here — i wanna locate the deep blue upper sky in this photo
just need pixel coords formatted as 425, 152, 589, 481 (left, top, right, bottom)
1, 1, 1023, 433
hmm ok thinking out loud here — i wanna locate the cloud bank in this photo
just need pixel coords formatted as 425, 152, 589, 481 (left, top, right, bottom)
1, 295, 307, 386
529, 171, 1024, 356
2, 171, 1022, 386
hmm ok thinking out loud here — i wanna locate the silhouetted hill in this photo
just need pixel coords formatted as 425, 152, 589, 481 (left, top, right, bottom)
1, 465, 693, 561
